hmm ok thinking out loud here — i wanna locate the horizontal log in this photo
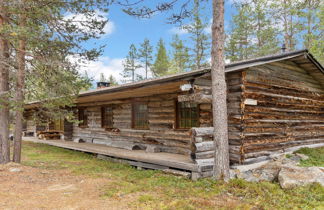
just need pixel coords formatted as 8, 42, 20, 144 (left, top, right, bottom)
193, 141, 214, 152
191, 150, 214, 160
191, 127, 213, 137
178, 92, 212, 103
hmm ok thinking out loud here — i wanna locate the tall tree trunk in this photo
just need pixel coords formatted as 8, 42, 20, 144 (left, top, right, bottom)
211, 0, 230, 181
13, 14, 26, 163
0, 11, 10, 163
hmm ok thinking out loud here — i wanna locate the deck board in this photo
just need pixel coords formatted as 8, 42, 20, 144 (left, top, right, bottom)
23, 137, 198, 172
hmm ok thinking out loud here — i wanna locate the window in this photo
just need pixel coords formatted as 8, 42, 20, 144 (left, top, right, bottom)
177, 102, 199, 129
101, 106, 114, 128
78, 108, 88, 127
132, 102, 149, 129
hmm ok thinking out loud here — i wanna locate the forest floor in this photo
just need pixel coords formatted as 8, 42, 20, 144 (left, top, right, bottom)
0, 142, 323, 210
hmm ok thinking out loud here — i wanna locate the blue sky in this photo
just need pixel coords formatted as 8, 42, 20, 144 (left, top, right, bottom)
76, 1, 237, 83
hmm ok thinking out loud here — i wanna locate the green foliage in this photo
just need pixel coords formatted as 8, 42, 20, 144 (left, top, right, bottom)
122, 44, 141, 82
138, 38, 153, 79
269, 0, 302, 51
295, 147, 324, 167
22, 142, 324, 209
309, 2, 324, 64
99, 73, 107, 82
225, 2, 254, 62
183, 0, 210, 70
108, 74, 118, 86
152, 38, 170, 77
226, 0, 323, 64
1, 0, 109, 123
169, 34, 190, 74
226, 0, 279, 62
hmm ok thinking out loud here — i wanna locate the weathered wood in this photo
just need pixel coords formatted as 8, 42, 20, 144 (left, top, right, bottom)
191, 127, 213, 137
178, 92, 212, 103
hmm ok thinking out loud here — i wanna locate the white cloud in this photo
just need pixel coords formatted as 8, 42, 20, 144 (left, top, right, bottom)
64, 10, 115, 37
71, 56, 154, 84
169, 26, 188, 35
72, 56, 124, 82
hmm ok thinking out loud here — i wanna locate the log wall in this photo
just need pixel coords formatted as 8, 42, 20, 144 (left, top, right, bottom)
72, 93, 193, 155
240, 61, 324, 163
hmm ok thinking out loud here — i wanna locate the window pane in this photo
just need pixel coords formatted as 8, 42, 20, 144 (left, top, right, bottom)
102, 106, 114, 128
133, 103, 148, 129
78, 108, 88, 127
177, 102, 199, 129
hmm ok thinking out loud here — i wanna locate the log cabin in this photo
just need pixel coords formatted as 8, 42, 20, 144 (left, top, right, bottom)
23, 49, 324, 179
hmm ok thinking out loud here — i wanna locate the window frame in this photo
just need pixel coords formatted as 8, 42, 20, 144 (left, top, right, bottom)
78, 108, 88, 128
176, 101, 199, 129
132, 102, 149, 130
101, 105, 114, 129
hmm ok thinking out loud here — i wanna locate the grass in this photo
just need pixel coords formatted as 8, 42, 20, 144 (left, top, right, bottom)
295, 147, 324, 167
21, 142, 324, 209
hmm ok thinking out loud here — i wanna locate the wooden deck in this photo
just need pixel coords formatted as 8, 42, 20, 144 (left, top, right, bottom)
23, 137, 198, 173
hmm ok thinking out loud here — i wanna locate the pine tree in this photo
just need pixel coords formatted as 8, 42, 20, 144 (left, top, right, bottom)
170, 34, 190, 74
138, 38, 153, 79
0, 0, 109, 163
309, 2, 324, 64
122, 44, 141, 82
270, 0, 302, 51
299, 0, 321, 50
225, 2, 254, 62
108, 75, 118, 86
251, 0, 280, 56
99, 73, 107, 82
184, 0, 210, 70
152, 39, 170, 77
0, 7, 10, 163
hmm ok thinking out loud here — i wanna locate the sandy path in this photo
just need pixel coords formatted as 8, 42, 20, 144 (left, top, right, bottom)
0, 163, 133, 210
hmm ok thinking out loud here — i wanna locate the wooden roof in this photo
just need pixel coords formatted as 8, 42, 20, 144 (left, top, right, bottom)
25, 50, 324, 109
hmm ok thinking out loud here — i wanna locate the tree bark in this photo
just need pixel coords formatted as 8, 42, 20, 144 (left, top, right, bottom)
0, 11, 10, 163
13, 13, 26, 163
211, 0, 230, 180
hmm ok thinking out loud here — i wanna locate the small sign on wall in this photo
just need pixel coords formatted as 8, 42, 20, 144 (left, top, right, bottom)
180, 84, 192, 91
244, 98, 258, 106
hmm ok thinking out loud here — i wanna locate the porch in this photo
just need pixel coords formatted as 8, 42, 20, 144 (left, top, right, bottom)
22, 137, 206, 179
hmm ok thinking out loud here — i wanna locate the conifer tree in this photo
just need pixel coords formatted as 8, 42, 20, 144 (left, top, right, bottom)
0, 0, 109, 163
270, 0, 302, 51
170, 34, 190, 73
122, 44, 141, 82
299, 0, 321, 50
99, 73, 107, 82
138, 38, 153, 79
225, 2, 254, 62
251, 0, 280, 56
183, 0, 210, 70
152, 39, 170, 77
108, 75, 118, 86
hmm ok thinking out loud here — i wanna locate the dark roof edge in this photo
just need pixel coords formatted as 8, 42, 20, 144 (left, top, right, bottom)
78, 68, 210, 97
79, 50, 314, 98
226, 49, 307, 69
26, 49, 324, 106
304, 50, 324, 74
